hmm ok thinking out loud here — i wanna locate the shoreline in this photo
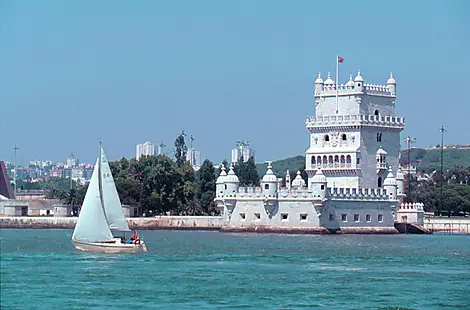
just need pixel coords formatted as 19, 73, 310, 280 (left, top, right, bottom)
1, 216, 468, 234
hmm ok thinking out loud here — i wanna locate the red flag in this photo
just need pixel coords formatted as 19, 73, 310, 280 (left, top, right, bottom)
338, 56, 344, 63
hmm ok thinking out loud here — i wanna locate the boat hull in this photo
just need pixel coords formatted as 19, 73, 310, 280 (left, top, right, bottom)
72, 240, 148, 253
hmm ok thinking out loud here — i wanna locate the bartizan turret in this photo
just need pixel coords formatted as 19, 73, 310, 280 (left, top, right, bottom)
354, 70, 364, 91
386, 73, 396, 96
383, 167, 397, 200
314, 72, 324, 95
291, 170, 306, 189
310, 169, 327, 198
261, 161, 278, 197
216, 164, 227, 198
224, 166, 240, 196
396, 167, 405, 204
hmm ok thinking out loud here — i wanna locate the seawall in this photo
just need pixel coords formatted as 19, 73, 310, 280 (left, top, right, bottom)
0, 216, 224, 230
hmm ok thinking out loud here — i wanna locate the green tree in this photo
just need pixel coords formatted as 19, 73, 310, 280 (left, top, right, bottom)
175, 132, 188, 168
196, 159, 216, 214
175, 162, 197, 215
234, 156, 260, 186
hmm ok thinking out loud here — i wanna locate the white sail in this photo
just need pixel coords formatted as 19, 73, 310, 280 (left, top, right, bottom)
100, 147, 130, 232
72, 158, 114, 242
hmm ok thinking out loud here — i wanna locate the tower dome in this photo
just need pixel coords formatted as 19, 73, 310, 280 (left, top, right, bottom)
376, 147, 388, 156
291, 170, 306, 188
345, 75, 354, 87
225, 166, 239, 183
383, 167, 397, 199
324, 72, 335, 85
216, 165, 227, 184
354, 70, 364, 82
386, 72, 396, 96
216, 165, 228, 197
262, 162, 278, 183
383, 167, 397, 186
311, 169, 327, 183
386, 73, 396, 85
314, 72, 324, 84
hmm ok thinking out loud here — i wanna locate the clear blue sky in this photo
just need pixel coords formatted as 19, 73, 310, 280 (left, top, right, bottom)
1, 0, 469, 165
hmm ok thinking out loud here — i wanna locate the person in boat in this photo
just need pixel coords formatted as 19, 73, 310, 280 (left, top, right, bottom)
131, 231, 138, 240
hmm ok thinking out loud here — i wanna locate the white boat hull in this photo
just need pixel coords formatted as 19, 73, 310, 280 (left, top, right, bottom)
72, 239, 147, 254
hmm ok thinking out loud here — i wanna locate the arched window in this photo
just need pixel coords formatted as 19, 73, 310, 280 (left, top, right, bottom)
377, 133, 382, 142
374, 110, 379, 116
378, 177, 382, 188
325, 135, 330, 142
328, 155, 333, 164
265, 184, 269, 190
346, 155, 351, 164
311, 156, 316, 165
334, 155, 339, 163
342, 134, 347, 141
323, 156, 327, 165
340, 155, 345, 163
317, 156, 322, 164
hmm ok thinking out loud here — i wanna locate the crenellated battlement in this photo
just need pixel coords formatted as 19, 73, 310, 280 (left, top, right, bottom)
318, 83, 392, 96
398, 202, 424, 211
306, 114, 405, 129
328, 187, 390, 200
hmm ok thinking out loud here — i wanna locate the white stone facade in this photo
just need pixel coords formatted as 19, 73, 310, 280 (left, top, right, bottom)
214, 71, 423, 233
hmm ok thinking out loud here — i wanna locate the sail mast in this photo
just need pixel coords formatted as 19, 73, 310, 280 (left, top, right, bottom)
98, 142, 109, 224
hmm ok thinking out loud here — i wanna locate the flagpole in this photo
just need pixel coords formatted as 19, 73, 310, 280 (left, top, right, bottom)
335, 54, 339, 114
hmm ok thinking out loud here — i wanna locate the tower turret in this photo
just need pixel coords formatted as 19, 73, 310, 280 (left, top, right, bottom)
216, 165, 227, 197
291, 170, 306, 189
383, 167, 397, 199
354, 70, 364, 90
314, 72, 324, 94
345, 75, 354, 89
324, 72, 335, 86
224, 166, 240, 196
386, 73, 396, 96
261, 161, 278, 197
311, 169, 327, 197
395, 167, 405, 203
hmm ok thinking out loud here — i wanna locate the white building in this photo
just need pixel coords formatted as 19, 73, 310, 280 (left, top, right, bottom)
214, 70, 424, 234
66, 154, 79, 168
186, 148, 201, 170
136, 141, 156, 160
231, 146, 255, 165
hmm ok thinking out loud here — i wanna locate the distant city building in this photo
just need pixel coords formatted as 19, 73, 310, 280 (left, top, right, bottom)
66, 154, 79, 168
49, 167, 63, 178
186, 148, 201, 170
231, 141, 255, 165
136, 141, 156, 160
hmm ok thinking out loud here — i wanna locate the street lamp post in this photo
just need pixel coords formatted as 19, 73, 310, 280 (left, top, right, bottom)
404, 136, 416, 202
440, 126, 447, 217
13, 145, 19, 198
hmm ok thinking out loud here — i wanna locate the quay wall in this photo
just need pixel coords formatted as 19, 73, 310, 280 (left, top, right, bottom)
0, 216, 224, 230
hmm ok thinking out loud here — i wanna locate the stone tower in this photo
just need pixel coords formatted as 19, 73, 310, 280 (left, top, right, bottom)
305, 71, 404, 189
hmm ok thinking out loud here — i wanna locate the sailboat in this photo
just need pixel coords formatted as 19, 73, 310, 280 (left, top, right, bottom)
72, 145, 147, 253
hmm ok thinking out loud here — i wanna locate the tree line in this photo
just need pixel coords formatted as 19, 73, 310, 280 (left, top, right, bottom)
46, 133, 260, 216
409, 165, 470, 215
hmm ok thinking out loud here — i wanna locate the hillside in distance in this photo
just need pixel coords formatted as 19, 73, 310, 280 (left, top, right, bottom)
256, 148, 470, 178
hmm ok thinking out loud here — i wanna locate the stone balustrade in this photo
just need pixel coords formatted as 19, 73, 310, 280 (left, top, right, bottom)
306, 114, 405, 128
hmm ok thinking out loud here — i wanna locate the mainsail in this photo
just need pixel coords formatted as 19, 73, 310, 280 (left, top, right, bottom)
99, 147, 130, 232
72, 158, 114, 242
